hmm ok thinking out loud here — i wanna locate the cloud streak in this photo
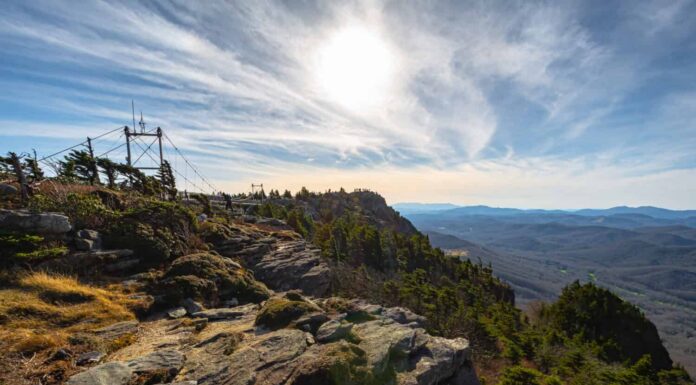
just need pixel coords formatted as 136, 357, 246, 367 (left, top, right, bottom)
0, 0, 694, 208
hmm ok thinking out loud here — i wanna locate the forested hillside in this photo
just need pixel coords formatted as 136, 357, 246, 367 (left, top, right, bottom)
250, 189, 693, 384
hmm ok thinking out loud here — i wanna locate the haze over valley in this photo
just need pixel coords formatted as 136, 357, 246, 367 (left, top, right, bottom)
397, 203, 696, 374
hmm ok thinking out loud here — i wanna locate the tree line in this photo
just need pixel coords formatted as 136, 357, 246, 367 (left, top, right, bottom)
0, 149, 177, 201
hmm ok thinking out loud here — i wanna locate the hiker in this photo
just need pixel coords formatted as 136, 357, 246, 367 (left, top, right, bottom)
224, 193, 232, 210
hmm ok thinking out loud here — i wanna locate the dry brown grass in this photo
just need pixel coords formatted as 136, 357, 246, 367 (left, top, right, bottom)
0, 271, 138, 354
34, 180, 98, 200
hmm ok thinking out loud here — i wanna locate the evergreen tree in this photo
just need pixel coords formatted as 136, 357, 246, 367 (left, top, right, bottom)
25, 151, 44, 182
0, 152, 30, 201
96, 158, 118, 189
61, 149, 99, 185
157, 160, 177, 200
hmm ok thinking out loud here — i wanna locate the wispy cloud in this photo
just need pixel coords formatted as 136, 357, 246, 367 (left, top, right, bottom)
0, 0, 694, 207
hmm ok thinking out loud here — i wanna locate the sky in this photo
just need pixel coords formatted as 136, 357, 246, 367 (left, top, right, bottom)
0, 0, 695, 209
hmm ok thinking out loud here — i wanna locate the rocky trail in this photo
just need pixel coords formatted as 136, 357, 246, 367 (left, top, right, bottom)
0, 209, 480, 385
67, 295, 477, 385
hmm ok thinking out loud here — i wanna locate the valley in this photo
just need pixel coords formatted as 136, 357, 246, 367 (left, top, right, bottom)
400, 205, 696, 376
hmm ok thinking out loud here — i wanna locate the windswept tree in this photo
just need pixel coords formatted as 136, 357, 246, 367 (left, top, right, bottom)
113, 163, 161, 196
96, 158, 118, 189
0, 152, 29, 201
58, 159, 77, 180
25, 151, 44, 182
61, 149, 99, 185
157, 160, 177, 200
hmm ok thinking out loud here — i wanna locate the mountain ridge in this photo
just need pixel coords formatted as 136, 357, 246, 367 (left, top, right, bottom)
394, 203, 696, 220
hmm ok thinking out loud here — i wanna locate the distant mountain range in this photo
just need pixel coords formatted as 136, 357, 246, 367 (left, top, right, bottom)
393, 203, 696, 228
397, 202, 696, 374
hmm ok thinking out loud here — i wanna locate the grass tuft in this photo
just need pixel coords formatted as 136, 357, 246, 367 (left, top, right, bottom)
0, 272, 138, 354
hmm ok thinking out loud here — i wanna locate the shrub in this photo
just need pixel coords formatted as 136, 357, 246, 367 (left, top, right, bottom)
104, 199, 198, 264
0, 231, 68, 263
497, 366, 544, 385
29, 192, 116, 230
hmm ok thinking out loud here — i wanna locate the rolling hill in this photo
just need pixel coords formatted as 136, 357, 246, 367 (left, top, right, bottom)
402, 204, 696, 376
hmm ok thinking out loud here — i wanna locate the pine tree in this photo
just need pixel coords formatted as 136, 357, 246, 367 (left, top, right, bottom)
157, 160, 177, 200
61, 149, 99, 184
96, 158, 118, 189
0, 152, 29, 201
25, 151, 44, 182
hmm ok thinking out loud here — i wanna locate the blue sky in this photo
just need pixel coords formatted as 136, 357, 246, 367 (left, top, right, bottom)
1, 0, 695, 208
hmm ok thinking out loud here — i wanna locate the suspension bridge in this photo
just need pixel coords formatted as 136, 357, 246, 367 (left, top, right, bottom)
35, 117, 218, 197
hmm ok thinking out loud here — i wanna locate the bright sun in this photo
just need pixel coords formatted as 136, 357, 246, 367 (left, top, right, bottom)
315, 26, 395, 111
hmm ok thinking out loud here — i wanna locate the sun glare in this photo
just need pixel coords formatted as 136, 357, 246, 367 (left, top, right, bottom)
315, 26, 395, 111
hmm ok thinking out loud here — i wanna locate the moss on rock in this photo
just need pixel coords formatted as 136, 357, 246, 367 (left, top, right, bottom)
288, 341, 375, 385
199, 220, 238, 243
157, 252, 269, 307
255, 297, 320, 330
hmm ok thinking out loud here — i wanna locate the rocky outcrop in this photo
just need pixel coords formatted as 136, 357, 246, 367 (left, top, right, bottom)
66, 350, 184, 385
66, 294, 478, 385
155, 252, 270, 307
38, 249, 137, 275
209, 222, 331, 298
251, 240, 331, 297
0, 209, 71, 234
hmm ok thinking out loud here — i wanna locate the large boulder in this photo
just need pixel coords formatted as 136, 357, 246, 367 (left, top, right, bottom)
66, 362, 132, 385
246, 240, 331, 297
157, 252, 270, 307
66, 350, 185, 385
0, 209, 71, 234
316, 320, 353, 343
255, 297, 322, 330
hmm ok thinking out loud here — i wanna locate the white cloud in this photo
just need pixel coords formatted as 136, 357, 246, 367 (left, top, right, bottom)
0, 0, 693, 207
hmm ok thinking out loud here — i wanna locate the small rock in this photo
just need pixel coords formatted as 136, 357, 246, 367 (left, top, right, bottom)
181, 298, 204, 314
66, 362, 133, 385
76, 351, 105, 366
168, 307, 187, 319
256, 218, 290, 229
75, 237, 95, 251
77, 229, 100, 240
126, 349, 185, 375
152, 382, 197, 385
191, 318, 208, 331
191, 308, 245, 320
361, 304, 383, 315
315, 320, 353, 343
222, 298, 239, 307
294, 312, 330, 334
50, 348, 73, 361
382, 306, 427, 327
305, 333, 316, 346
93, 320, 138, 339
